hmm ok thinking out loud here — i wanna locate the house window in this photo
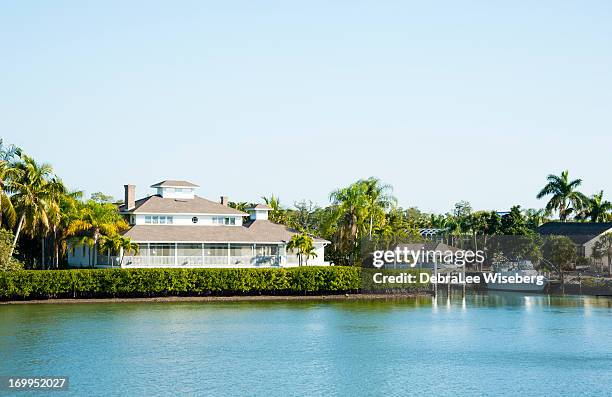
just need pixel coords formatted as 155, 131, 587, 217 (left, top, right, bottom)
152, 216, 159, 224
192, 216, 199, 224
176, 188, 184, 193
145, 216, 152, 224
213, 217, 236, 225
160, 216, 166, 224
167, 216, 173, 224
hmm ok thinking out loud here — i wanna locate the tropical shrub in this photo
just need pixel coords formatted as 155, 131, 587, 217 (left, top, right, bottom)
0, 266, 365, 300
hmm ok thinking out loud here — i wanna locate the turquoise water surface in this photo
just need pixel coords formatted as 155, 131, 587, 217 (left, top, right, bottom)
1, 293, 612, 396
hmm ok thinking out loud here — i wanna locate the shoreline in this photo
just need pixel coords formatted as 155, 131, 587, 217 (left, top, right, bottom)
0, 293, 430, 305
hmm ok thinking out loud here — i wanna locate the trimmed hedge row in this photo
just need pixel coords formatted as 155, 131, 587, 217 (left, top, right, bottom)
0, 267, 362, 300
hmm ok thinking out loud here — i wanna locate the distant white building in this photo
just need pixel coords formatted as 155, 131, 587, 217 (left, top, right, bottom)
68, 180, 329, 268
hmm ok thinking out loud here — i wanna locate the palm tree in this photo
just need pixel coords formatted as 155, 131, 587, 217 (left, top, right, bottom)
584, 191, 612, 222
286, 233, 315, 266
303, 244, 317, 266
537, 170, 587, 221
6, 155, 57, 258
261, 195, 287, 224
360, 177, 397, 239
0, 160, 17, 228
330, 183, 368, 242
67, 200, 128, 266
0, 139, 21, 162
48, 187, 83, 268
99, 234, 139, 267
329, 182, 369, 264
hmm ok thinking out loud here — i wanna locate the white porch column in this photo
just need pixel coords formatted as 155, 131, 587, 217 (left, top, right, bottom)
201, 243, 205, 266
227, 242, 231, 265
118, 246, 123, 268
174, 242, 178, 266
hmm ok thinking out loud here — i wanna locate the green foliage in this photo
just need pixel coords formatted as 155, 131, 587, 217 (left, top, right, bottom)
537, 170, 588, 221
582, 191, 612, 222
286, 233, 317, 266
592, 233, 612, 275
0, 267, 363, 300
0, 229, 23, 271
542, 235, 577, 272
90, 192, 115, 204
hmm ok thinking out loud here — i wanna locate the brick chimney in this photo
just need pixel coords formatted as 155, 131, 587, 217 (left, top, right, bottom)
124, 184, 136, 210
220, 196, 229, 206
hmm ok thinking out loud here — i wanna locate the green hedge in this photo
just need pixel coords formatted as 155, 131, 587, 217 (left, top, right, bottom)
0, 267, 363, 300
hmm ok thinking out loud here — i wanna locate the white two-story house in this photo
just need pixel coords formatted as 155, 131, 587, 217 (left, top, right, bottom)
68, 180, 329, 268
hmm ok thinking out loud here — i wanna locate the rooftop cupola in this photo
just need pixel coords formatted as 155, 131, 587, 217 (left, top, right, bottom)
247, 204, 272, 221
150, 180, 199, 199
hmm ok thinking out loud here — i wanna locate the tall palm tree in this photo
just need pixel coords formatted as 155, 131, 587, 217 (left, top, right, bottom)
329, 182, 369, 262
0, 140, 21, 230
536, 170, 587, 221
360, 177, 397, 239
584, 191, 612, 222
7, 155, 57, 257
0, 160, 17, 228
47, 184, 83, 268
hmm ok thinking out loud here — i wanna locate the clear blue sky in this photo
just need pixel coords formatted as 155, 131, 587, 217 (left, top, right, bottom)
2, 1, 611, 213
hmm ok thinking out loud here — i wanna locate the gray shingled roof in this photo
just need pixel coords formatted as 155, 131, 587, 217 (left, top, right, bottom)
122, 220, 330, 243
247, 204, 273, 210
150, 180, 200, 188
119, 195, 248, 215
537, 222, 612, 245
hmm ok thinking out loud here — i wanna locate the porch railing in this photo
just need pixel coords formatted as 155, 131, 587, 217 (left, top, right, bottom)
115, 255, 284, 267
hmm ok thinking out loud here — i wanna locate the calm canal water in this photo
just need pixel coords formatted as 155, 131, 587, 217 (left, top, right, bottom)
1, 293, 612, 396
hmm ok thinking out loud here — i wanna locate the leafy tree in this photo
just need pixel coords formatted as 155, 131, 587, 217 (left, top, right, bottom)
500, 206, 531, 235
453, 200, 472, 220
289, 200, 320, 234
90, 192, 115, 204
537, 170, 587, 221
592, 233, 612, 275
541, 235, 577, 292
